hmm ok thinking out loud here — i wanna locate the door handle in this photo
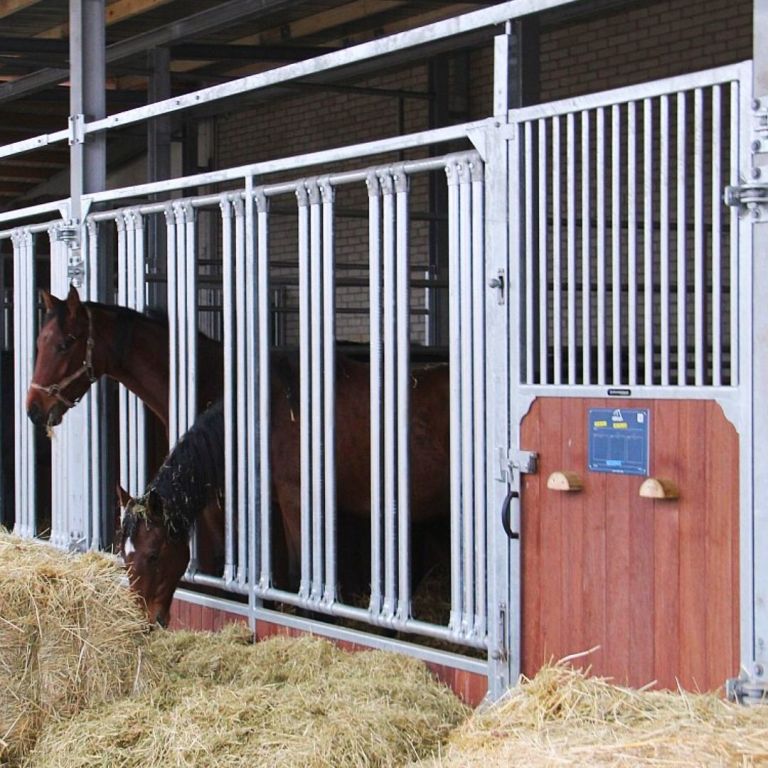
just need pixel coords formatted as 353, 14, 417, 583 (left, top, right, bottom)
501, 488, 520, 539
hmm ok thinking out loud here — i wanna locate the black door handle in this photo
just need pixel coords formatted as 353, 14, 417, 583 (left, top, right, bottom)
501, 488, 520, 539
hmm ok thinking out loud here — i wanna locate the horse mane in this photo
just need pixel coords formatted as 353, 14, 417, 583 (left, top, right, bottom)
141, 399, 225, 538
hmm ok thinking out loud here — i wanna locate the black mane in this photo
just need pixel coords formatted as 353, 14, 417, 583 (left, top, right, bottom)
143, 399, 225, 538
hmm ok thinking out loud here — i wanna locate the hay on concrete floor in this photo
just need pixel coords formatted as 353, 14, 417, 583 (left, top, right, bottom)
26, 625, 469, 768
0, 532, 151, 766
413, 662, 768, 767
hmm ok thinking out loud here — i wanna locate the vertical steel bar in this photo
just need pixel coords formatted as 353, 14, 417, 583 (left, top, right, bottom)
628, 102, 638, 386
308, 180, 324, 602
394, 167, 411, 619
445, 161, 462, 630
566, 112, 576, 384
459, 161, 474, 631
538, 119, 548, 384
116, 214, 130, 495
596, 107, 606, 385
296, 181, 312, 599
581, 111, 592, 384
660, 95, 671, 385
184, 204, 197, 424
367, 172, 383, 616
233, 197, 248, 584
712, 85, 722, 386
524, 121, 534, 384
643, 98, 654, 386
729, 81, 739, 385
694, 88, 704, 386
380, 170, 398, 620
164, 204, 179, 446
124, 211, 138, 497
321, 179, 337, 605
611, 104, 622, 385
256, 189, 272, 591
470, 157, 486, 638
174, 203, 187, 439
133, 212, 147, 491
220, 196, 236, 583
552, 116, 562, 385
86, 218, 101, 549
676, 92, 687, 385
12, 231, 23, 537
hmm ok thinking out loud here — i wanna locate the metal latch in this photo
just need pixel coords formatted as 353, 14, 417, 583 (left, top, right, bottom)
500, 449, 537, 539
724, 182, 768, 219
726, 662, 768, 706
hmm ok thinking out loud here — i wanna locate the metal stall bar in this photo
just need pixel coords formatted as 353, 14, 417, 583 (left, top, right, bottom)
164, 203, 179, 446
308, 179, 325, 603
611, 104, 622, 385
538, 119, 548, 384
694, 88, 705, 386
711, 85, 722, 387
219, 196, 236, 584
552, 116, 562, 386
395, 166, 411, 621
445, 161, 462, 630
172, 202, 188, 439
116, 213, 132, 496
676, 92, 687, 385
85, 218, 101, 548
628, 101, 638, 387
233, 196, 248, 585
660, 95, 671, 386
596, 107, 606, 386
321, 178, 337, 606
183, 202, 198, 426
367, 171, 384, 617
524, 122, 534, 385
729, 80, 739, 385
566, 113, 576, 384
12, 229, 35, 539
470, 156, 487, 639
380, 169, 398, 621
458, 160, 474, 633
244, 177, 259, 618
581, 111, 592, 384
296, 181, 312, 600
256, 188, 272, 592
643, 98, 653, 386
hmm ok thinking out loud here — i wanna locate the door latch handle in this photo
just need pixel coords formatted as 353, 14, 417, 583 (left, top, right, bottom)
501, 488, 520, 539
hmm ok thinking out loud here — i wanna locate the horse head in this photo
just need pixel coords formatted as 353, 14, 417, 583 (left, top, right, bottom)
118, 485, 189, 628
27, 285, 96, 428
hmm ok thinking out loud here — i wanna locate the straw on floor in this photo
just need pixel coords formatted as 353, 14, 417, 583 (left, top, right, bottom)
0, 532, 152, 766
412, 661, 768, 767
25, 624, 469, 768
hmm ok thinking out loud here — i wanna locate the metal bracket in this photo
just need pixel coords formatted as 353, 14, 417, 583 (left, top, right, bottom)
68, 113, 86, 146
507, 448, 538, 478
724, 182, 768, 219
726, 662, 768, 705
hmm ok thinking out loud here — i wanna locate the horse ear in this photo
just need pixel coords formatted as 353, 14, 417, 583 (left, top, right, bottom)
116, 484, 131, 523
40, 288, 58, 313
65, 284, 82, 319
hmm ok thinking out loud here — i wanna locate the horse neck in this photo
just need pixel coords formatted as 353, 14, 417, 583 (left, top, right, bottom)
92, 306, 170, 430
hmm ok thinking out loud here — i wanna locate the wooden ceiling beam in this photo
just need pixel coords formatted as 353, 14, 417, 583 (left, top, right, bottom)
0, 0, 43, 22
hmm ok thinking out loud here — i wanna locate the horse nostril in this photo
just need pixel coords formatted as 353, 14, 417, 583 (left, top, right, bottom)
27, 405, 42, 426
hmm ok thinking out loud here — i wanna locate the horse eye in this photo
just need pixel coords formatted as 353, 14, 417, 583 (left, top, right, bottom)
58, 335, 76, 352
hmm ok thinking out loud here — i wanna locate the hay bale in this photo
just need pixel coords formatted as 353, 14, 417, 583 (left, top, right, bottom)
27, 627, 468, 768
413, 662, 768, 767
0, 532, 151, 765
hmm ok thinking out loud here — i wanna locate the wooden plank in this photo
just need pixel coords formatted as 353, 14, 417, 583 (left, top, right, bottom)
0, 0, 42, 22
652, 398, 680, 690
628, 401, 655, 687
520, 398, 542, 675
705, 402, 739, 688
678, 401, 707, 690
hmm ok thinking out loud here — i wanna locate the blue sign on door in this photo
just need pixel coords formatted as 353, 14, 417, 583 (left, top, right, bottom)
588, 408, 649, 476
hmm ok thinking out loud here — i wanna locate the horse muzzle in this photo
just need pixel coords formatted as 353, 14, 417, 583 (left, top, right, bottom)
27, 400, 66, 429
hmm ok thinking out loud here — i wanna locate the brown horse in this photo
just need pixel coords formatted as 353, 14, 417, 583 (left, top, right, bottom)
119, 352, 450, 625
26, 285, 223, 431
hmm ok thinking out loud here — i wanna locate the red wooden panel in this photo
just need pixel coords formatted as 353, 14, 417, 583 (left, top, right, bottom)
521, 397, 739, 692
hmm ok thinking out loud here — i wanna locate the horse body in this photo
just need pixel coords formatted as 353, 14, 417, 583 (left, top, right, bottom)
121, 353, 450, 623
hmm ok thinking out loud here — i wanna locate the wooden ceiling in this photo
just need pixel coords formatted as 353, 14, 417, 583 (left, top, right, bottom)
0, 0, 501, 209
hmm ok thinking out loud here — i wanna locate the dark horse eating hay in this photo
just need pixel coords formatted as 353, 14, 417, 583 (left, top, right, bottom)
119, 399, 225, 627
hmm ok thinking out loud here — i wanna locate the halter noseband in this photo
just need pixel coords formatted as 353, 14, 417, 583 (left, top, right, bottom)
29, 306, 97, 409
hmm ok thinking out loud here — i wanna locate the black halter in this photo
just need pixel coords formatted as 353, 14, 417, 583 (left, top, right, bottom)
29, 305, 97, 409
